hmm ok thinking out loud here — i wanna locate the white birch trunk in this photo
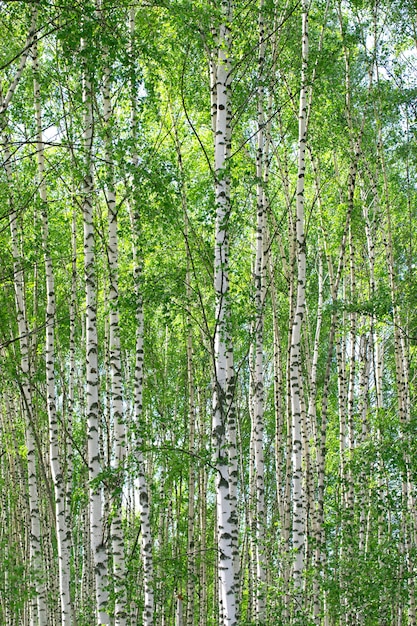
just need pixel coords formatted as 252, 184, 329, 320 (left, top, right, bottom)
182, 171, 197, 626
101, 43, 127, 625
67, 207, 77, 528
128, 12, 155, 623
175, 595, 184, 626
306, 251, 324, 624
212, 2, 238, 624
3, 131, 48, 626
168, 101, 197, 626
198, 386, 209, 626
130, 209, 155, 626
32, 31, 72, 625
250, 2, 267, 618
81, 37, 109, 625
290, 0, 309, 591
185, 322, 196, 626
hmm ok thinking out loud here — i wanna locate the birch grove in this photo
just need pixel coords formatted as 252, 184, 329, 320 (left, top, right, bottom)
1, 1, 417, 625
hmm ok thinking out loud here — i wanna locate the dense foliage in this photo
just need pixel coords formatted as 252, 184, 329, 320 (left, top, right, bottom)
1, 1, 417, 625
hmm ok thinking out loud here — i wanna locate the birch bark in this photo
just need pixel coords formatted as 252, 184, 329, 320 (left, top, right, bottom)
101, 40, 127, 625
129, 12, 154, 623
170, 107, 197, 626
290, 0, 309, 591
249, 2, 268, 619
211, 1, 238, 624
32, 29, 72, 625
129, 201, 155, 626
2, 134, 48, 626
81, 34, 109, 624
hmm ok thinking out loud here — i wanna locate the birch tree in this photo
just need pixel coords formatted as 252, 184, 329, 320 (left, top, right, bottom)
81, 24, 109, 624
0, 12, 47, 621
128, 11, 154, 625
211, 1, 238, 623
32, 23, 73, 624
289, 0, 309, 596
100, 14, 127, 621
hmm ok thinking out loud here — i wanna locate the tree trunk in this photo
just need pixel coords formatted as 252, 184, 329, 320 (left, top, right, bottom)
211, 2, 238, 624
32, 28, 72, 625
81, 33, 109, 624
101, 33, 127, 624
290, 0, 309, 597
